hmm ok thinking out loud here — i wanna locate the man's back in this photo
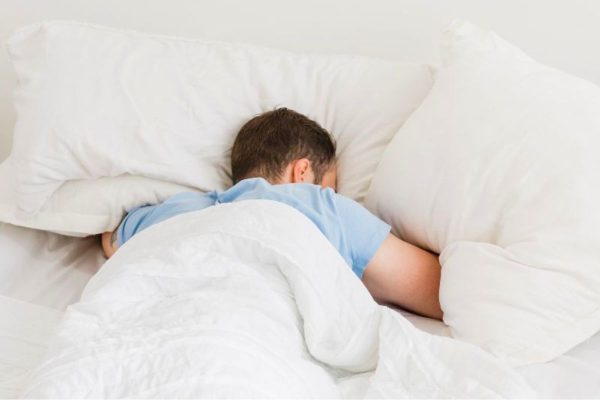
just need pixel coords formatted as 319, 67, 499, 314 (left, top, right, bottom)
116, 178, 390, 279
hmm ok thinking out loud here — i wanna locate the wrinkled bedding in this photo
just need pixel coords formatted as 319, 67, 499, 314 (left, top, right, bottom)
21, 200, 533, 398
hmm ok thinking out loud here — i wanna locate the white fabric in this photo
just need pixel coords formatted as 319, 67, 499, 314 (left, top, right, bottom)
0, 222, 101, 309
4, 20, 432, 217
1, 219, 599, 398
518, 333, 600, 398
21, 201, 532, 398
0, 222, 97, 397
0, 160, 197, 236
365, 20, 600, 366
397, 311, 600, 398
0, 296, 62, 399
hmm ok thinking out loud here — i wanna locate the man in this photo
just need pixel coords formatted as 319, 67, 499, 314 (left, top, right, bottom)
102, 108, 442, 319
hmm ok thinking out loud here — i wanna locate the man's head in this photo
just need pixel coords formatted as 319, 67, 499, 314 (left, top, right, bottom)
231, 108, 337, 189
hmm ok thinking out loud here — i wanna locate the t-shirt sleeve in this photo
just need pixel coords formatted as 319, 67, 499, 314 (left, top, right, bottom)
333, 194, 391, 278
116, 191, 215, 246
116, 204, 158, 246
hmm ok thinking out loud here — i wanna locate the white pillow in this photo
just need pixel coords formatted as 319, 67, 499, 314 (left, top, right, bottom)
5, 20, 432, 216
0, 159, 197, 236
365, 20, 600, 366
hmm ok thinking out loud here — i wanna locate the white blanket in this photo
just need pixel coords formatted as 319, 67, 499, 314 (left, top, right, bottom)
21, 201, 533, 398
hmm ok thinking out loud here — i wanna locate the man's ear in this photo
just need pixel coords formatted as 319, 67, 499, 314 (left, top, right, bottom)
291, 158, 312, 183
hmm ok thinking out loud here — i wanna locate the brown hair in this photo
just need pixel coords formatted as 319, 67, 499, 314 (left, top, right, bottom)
231, 108, 336, 184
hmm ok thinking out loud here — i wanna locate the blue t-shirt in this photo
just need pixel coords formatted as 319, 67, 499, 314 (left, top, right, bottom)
116, 178, 390, 278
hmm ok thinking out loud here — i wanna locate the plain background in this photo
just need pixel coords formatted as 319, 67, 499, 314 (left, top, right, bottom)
1, 0, 600, 161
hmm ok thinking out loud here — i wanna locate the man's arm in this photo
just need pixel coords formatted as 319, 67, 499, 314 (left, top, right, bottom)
101, 230, 119, 259
362, 234, 443, 320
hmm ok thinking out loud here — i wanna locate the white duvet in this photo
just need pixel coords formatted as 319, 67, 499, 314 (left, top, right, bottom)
21, 201, 533, 398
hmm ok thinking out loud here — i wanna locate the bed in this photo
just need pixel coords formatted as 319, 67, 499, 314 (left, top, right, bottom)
1, 222, 599, 398
1, 1, 600, 398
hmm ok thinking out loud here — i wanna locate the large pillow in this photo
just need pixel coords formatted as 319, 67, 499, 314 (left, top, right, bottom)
365, 20, 600, 366
4, 20, 432, 217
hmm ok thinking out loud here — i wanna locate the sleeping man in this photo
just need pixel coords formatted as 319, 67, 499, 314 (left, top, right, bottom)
101, 108, 443, 320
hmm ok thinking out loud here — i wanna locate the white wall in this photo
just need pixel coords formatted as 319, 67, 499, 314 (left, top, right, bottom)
1, 0, 600, 161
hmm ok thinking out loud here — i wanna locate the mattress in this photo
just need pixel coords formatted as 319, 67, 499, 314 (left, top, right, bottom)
0, 222, 598, 398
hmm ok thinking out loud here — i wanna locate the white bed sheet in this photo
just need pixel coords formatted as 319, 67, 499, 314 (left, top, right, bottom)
0, 222, 598, 398
0, 222, 103, 310
0, 222, 103, 398
0, 296, 62, 397
401, 310, 600, 398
